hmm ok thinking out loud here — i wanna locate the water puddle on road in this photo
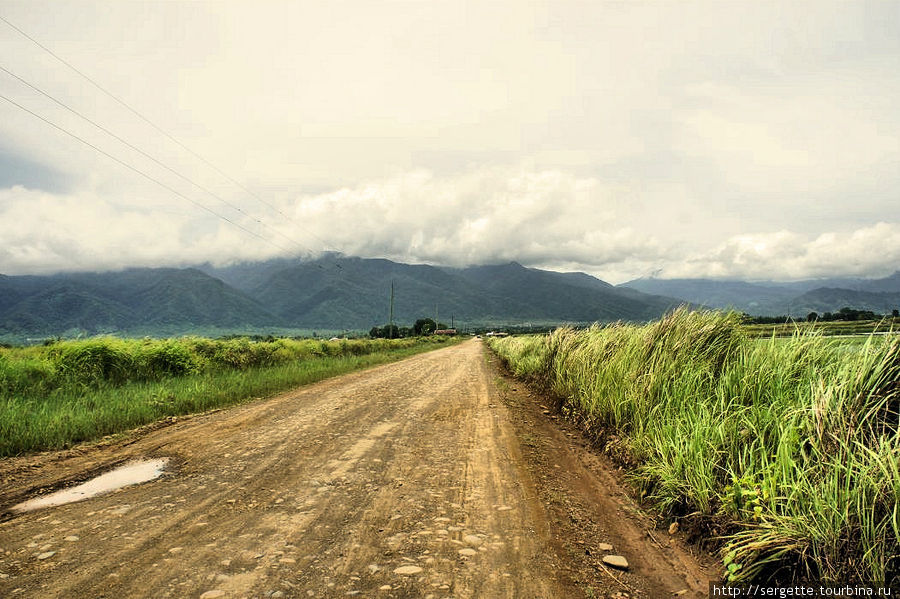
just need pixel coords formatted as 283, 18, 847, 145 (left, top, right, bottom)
11, 458, 169, 513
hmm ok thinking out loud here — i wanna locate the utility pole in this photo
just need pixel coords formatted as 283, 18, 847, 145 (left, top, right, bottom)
435, 303, 438, 330
389, 279, 394, 338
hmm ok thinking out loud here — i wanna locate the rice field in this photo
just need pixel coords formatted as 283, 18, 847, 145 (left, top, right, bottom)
487, 308, 899, 583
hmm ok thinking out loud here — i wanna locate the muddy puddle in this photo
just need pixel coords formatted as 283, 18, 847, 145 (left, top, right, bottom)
11, 458, 169, 513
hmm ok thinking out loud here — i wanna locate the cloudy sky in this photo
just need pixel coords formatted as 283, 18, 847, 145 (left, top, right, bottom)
0, 1, 898, 283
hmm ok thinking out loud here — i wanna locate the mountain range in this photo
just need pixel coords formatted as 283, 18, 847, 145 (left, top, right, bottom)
0, 256, 683, 338
0, 268, 281, 338
620, 272, 900, 316
3, 256, 898, 339
203, 255, 682, 327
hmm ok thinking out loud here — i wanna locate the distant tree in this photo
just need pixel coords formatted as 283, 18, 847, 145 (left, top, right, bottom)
893, 309, 899, 318
819, 307, 879, 322
839, 307, 858, 321
744, 315, 796, 325
806, 312, 818, 322
414, 318, 437, 335
370, 324, 401, 338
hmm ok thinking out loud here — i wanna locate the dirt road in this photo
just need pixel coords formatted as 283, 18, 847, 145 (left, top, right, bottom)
0, 340, 713, 598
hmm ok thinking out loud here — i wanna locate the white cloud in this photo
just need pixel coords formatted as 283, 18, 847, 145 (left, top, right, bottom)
0, 1, 898, 284
2, 168, 900, 285
0, 186, 284, 274
0, 167, 667, 277
661, 224, 900, 281
291, 168, 666, 268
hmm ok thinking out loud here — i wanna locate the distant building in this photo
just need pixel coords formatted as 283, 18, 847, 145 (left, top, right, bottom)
434, 329, 457, 335
484, 331, 508, 337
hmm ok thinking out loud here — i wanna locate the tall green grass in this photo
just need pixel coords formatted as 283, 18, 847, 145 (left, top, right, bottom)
0, 335, 455, 457
488, 308, 899, 583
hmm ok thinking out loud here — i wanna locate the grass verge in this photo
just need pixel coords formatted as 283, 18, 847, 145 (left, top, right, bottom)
1, 336, 458, 457
488, 308, 899, 584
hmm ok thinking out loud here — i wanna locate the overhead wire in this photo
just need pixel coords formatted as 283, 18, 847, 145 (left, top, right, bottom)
0, 62, 320, 258
0, 13, 344, 261
0, 91, 297, 256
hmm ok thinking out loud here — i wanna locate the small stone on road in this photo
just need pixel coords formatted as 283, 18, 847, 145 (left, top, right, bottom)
602, 554, 629, 570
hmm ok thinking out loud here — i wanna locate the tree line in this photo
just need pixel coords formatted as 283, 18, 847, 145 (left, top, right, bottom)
369, 318, 449, 338
743, 307, 900, 325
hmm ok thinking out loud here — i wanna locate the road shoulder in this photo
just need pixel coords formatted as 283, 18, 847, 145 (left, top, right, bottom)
484, 344, 716, 598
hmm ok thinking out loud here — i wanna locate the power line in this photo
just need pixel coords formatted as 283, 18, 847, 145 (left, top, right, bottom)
0, 13, 343, 257
0, 91, 297, 256
0, 62, 319, 258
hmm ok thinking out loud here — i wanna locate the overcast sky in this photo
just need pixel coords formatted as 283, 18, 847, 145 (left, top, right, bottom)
0, 1, 898, 283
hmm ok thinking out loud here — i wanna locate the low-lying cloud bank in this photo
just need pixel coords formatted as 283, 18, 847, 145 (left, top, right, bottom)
1, 167, 898, 284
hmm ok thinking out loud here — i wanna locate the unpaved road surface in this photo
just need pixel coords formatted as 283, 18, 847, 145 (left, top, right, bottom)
0, 340, 713, 598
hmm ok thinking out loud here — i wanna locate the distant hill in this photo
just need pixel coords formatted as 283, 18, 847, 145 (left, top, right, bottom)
449, 262, 676, 323
854, 271, 900, 293
620, 271, 900, 315
206, 256, 686, 329
1, 285, 135, 333
199, 257, 298, 293
619, 278, 797, 313
7, 259, 898, 339
0, 256, 690, 338
0, 268, 282, 337
240, 256, 506, 329
787, 288, 900, 316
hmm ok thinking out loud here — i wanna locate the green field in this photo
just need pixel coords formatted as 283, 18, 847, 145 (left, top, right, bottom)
0, 335, 457, 457
488, 309, 899, 583
742, 318, 899, 338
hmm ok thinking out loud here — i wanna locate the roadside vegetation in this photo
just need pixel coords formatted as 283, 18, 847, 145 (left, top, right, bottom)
487, 308, 899, 583
0, 335, 457, 457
